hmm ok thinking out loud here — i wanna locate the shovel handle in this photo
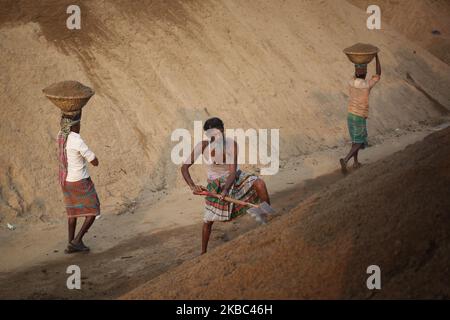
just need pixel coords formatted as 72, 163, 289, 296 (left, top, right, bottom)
195, 190, 259, 208
222, 196, 259, 208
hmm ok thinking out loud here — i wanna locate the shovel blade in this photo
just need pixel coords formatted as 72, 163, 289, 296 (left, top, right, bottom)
259, 202, 276, 215
248, 206, 264, 217
248, 202, 276, 224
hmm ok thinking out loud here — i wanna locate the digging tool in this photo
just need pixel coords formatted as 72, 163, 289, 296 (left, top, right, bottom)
195, 188, 275, 224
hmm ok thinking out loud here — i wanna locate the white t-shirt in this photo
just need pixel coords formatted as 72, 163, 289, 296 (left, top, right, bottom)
65, 132, 96, 182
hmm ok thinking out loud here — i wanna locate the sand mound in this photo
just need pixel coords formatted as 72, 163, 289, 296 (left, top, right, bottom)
348, 0, 450, 65
344, 42, 379, 54
123, 127, 450, 299
1, 0, 450, 223
42, 80, 94, 99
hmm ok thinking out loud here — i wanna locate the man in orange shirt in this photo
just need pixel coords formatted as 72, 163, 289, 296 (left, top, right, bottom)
340, 53, 381, 174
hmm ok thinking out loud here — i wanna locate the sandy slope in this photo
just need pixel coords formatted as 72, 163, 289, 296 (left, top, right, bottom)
123, 126, 450, 300
1, 0, 450, 225
0, 124, 442, 299
348, 0, 450, 65
0, 121, 438, 273
1, 0, 449, 300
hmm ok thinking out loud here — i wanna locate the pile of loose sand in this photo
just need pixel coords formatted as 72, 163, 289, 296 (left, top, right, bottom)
42, 80, 93, 98
123, 127, 450, 299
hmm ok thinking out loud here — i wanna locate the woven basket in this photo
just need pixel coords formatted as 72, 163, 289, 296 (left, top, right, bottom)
343, 43, 379, 64
43, 95, 94, 113
42, 81, 95, 113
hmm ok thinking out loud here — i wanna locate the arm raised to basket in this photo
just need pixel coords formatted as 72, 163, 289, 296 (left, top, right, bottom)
375, 53, 381, 76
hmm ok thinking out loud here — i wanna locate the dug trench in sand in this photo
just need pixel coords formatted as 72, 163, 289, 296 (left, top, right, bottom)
181, 117, 271, 254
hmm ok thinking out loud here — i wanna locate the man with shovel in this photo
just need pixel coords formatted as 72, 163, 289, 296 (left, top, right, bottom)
181, 117, 273, 254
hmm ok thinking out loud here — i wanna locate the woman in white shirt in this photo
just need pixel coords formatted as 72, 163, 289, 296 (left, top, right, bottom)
57, 112, 100, 254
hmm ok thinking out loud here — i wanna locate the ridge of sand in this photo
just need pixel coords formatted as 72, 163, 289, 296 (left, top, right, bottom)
348, 0, 450, 65
1, 0, 450, 225
122, 126, 450, 300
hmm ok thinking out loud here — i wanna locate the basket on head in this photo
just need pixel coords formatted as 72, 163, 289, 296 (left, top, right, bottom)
343, 43, 379, 65
42, 80, 95, 113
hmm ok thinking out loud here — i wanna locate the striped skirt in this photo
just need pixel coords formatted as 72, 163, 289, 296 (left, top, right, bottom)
204, 170, 260, 222
62, 177, 100, 218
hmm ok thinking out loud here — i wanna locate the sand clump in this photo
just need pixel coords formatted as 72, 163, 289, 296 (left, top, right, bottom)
123, 127, 450, 299
343, 43, 379, 54
42, 80, 94, 99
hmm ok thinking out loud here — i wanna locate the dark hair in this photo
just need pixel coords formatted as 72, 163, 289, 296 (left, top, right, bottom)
354, 64, 367, 79
203, 117, 224, 131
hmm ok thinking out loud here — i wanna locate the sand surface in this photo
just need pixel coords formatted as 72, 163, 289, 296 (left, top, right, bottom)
123, 126, 450, 300
0, 0, 450, 299
349, 0, 450, 65
1, 0, 450, 225
0, 123, 446, 298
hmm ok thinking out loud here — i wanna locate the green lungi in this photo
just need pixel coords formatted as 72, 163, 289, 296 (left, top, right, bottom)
347, 112, 368, 148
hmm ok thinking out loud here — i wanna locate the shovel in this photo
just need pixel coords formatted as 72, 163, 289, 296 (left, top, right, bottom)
195, 188, 276, 224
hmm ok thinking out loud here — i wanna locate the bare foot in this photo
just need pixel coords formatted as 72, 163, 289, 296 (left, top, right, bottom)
79, 240, 90, 251
64, 245, 79, 254
340, 158, 347, 174
64, 242, 83, 254
353, 162, 363, 169
70, 240, 90, 252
